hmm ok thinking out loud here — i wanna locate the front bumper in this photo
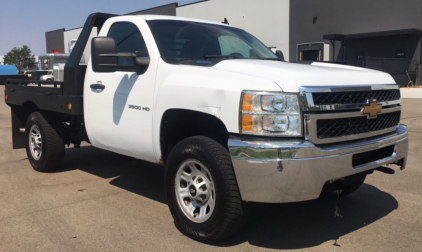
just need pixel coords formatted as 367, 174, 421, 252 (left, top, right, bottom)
228, 124, 408, 203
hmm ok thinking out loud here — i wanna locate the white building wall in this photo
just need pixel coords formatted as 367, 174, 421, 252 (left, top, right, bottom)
63, 27, 97, 62
177, 0, 290, 60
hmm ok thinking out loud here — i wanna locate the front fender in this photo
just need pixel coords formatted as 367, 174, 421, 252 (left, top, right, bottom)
151, 60, 282, 162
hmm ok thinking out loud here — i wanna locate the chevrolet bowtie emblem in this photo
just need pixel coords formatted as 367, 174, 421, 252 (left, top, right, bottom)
363, 102, 382, 117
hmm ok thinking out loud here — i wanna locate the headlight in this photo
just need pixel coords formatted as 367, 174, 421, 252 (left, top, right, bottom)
240, 91, 302, 136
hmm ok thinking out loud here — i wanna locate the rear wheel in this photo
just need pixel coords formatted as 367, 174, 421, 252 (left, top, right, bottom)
165, 136, 248, 243
25, 111, 65, 172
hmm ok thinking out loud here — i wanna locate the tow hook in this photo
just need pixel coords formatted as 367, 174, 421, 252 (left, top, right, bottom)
374, 166, 395, 174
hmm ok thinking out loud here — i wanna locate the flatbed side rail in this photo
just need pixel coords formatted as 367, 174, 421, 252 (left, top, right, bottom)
7, 79, 63, 89
4, 81, 82, 115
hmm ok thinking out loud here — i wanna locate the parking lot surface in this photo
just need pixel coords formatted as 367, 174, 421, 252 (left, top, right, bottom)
1, 86, 421, 252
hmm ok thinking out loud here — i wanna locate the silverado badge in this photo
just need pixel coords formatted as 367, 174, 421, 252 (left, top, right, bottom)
363, 101, 382, 118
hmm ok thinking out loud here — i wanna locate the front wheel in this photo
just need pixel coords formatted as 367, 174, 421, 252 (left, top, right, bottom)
25, 111, 65, 172
165, 136, 248, 243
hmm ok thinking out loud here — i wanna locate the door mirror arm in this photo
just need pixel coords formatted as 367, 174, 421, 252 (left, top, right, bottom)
133, 51, 150, 66
98, 51, 150, 67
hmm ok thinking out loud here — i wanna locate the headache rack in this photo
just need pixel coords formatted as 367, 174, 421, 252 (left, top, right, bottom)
4, 12, 116, 116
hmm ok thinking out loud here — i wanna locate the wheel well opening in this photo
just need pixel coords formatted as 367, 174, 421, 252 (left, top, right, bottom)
160, 109, 229, 162
13, 101, 39, 126
22, 101, 38, 115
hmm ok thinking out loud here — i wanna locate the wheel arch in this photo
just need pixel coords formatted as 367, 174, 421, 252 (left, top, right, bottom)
159, 109, 229, 163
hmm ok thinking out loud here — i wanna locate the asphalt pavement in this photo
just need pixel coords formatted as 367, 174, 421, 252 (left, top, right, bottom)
0, 86, 421, 252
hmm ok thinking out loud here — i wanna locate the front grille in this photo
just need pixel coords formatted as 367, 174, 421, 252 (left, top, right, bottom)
316, 111, 401, 139
312, 90, 400, 105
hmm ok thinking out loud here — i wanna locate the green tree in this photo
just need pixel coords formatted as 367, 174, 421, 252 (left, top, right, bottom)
3, 45, 36, 72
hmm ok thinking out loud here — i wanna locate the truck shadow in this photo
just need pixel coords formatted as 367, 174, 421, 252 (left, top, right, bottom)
60, 145, 167, 204
215, 185, 398, 249
60, 146, 398, 250
113, 73, 138, 125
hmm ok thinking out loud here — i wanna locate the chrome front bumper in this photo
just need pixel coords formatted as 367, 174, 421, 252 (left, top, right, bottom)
228, 124, 408, 203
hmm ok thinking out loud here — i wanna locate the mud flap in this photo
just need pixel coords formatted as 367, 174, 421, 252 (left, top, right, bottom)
11, 106, 27, 149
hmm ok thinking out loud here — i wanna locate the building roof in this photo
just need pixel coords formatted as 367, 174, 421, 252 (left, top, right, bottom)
323, 28, 422, 41
177, 0, 209, 7
125, 2, 177, 15
46, 28, 65, 34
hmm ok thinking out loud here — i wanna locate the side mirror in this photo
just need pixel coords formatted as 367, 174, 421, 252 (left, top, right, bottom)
275, 50, 285, 61
133, 51, 150, 66
91, 37, 118, 73
91, 37, 150, 73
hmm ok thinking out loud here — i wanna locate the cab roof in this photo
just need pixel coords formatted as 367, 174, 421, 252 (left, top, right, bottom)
131, 14, 232, 27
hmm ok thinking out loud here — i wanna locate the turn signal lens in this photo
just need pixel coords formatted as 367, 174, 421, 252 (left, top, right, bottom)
242, 115, 253, 131
5, 95, 8, 100
242, 94, 253, 112
68, 103, 72, 110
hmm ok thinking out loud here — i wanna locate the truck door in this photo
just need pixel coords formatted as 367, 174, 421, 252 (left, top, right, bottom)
84, 21, 156, 162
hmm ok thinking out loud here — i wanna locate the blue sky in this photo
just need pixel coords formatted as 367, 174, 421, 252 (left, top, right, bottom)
0, 0, 200, 56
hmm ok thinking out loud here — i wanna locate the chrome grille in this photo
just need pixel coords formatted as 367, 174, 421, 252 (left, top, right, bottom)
317, 111, 401, 139
312, 90, 400, 105
300, 85, 402, 144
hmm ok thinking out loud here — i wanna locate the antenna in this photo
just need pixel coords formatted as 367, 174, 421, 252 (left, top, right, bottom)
222, 18, 229, 25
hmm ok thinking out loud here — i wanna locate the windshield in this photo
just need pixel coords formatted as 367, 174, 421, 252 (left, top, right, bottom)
48, 71, 53, 75
147, 20, 278, 65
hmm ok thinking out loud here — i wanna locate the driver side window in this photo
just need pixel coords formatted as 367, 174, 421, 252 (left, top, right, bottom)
107, 22, 148, 66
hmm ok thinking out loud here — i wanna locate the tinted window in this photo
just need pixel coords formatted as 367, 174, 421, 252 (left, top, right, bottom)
107, 22, 148, 66
147, 20, 277, 65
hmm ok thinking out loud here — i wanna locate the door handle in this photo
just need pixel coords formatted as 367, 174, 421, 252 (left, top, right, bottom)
90, 84, 105, 90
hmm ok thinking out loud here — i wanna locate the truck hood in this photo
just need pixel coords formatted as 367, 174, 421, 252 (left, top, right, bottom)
212, 60, 396, 92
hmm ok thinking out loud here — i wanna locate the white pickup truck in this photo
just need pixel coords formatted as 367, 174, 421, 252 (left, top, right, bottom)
40, 70, 54, 81
4, 13, 408, 242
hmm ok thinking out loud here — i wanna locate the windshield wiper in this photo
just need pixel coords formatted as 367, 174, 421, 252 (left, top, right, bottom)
179, 55, 244, 63
259, 58, 285, 62
200, 55, 244, 59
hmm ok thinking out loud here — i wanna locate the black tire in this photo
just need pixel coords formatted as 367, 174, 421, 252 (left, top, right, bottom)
25, 111, 65, 172
323, 172, 367, 197
164, 136, 248, 243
